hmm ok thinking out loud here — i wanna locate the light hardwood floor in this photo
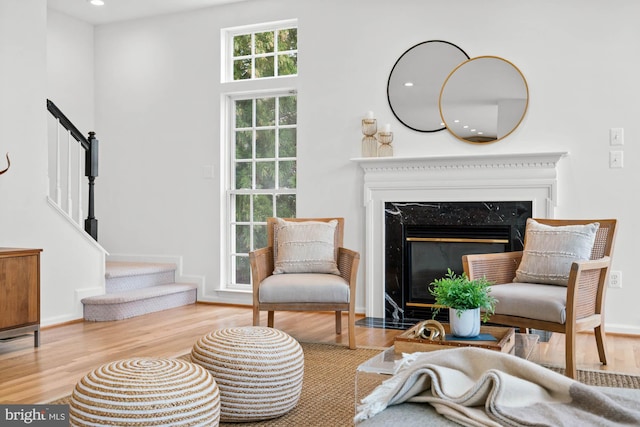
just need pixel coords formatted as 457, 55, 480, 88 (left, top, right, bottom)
1, 303, 639, 404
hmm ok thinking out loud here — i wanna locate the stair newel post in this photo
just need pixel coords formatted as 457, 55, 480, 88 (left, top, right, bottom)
85, 131, 99, 241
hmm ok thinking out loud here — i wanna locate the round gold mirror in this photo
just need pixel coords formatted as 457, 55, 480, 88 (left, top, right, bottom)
387, 41, 469, 132
439, 56, 529, 143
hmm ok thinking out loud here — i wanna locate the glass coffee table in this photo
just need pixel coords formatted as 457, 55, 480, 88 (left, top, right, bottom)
355, 333, 539, 408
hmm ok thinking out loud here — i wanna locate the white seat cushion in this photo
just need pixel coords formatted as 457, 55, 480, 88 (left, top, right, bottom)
490, 282, 567, 324
259, 273, 350, 304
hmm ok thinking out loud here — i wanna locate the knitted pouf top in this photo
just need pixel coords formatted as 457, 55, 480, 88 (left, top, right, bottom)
69, 358, 220, 426
191, 326, 304, 422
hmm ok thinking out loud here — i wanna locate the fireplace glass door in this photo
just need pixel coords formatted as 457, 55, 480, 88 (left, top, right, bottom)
404, 225, 511, 320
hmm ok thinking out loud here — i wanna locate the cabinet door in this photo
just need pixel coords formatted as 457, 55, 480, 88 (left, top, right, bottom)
0, 255, 39, 329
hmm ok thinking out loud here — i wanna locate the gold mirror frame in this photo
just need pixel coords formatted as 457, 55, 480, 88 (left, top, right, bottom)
439, 56, 529, 144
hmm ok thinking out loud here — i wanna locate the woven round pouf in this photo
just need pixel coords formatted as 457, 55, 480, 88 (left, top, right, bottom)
191, 326, 304, 422
69, 358, 220, 427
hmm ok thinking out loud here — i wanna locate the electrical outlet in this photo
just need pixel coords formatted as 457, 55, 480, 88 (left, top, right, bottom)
609, 270, 622, 288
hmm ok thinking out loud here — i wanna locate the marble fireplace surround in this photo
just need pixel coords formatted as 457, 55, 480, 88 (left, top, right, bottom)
353, 151, 568, 318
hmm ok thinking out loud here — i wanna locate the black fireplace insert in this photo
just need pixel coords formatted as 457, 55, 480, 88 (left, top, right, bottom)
384, 201, 532, 322
404, 224, 511, 321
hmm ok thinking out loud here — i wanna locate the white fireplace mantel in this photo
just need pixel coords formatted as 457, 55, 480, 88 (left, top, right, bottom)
352, 151, 568, 318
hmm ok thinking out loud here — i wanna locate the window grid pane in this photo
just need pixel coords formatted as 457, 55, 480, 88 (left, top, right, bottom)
255, 31, 274, 54
233, 34, 251, 56
233, 58, 252, 80
229, 93, 296, 288
230, 26, 297, 81
255, 130, 275, 159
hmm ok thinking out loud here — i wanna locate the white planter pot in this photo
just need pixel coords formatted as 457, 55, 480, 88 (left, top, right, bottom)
449, 307, 481, 337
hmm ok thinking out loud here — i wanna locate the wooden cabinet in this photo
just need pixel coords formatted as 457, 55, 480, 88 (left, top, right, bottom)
0, 248, 42, 347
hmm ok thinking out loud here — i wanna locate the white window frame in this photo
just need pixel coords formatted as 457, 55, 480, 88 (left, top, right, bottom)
220, 20, 298, 292
221, 19, 298, 83
223, 90, 297, 291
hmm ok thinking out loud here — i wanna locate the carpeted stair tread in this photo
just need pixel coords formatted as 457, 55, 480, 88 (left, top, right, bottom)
105, 261, 177, 279
83, 260, 198, 321
82, 283, 198, 304
82, 283, 197, 321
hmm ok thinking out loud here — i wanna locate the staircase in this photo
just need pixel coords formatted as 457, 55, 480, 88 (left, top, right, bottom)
82, 261, 198, 321
46, 101, 198, 323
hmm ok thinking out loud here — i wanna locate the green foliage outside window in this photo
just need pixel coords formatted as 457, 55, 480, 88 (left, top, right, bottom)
234, 58, 252, 80
255, 31, 274, 54
231, 94, 297, 285
256, 130, 275, 158
279, 128, 296, 157
276, 194, 296, 218
232, 27, 297, 81
233, 34, 252, 56
235, 100, 252, 127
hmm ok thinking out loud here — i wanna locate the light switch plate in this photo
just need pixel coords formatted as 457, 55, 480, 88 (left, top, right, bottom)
609, 151, 624, 168
610, 128, 624, 146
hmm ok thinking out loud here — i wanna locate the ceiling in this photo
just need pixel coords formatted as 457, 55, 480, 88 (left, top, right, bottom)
48, 0, 249, 25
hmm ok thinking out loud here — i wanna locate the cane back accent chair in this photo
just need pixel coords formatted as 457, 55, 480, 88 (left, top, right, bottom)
249, 217, 360, 349
462, 218, 617, 379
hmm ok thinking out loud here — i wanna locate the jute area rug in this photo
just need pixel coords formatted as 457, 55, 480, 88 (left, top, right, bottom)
52, 343, 640, 426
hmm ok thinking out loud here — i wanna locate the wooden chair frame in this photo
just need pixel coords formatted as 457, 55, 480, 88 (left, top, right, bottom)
249, 217, 360, 349
462, 218, 617, 379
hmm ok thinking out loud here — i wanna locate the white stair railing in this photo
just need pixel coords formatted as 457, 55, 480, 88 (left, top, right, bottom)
49, 116, 83, 229
54, 118, 61, 206
77, 140, 84, 224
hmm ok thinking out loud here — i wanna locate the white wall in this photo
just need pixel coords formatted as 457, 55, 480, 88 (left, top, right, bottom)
89, 0, 640, 333
47, 10, 95, 133
0, 1, 105, 327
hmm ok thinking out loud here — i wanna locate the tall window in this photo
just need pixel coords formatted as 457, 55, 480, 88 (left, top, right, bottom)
224, 20, 298, 289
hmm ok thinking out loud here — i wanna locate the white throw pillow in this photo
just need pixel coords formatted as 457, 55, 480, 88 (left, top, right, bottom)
273, 218, 340, 275
515, 219, 599, 286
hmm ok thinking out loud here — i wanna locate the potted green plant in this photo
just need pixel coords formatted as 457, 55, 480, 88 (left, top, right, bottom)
429, 268, 497, 337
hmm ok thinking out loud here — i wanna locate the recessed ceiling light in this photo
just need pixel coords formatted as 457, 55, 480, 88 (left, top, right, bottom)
88, 0, 105, 6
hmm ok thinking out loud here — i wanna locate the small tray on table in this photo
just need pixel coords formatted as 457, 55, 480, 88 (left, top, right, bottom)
394, 322, 515, 355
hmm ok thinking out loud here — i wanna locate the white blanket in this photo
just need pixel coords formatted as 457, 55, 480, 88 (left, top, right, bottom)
355, 347, 640, 426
